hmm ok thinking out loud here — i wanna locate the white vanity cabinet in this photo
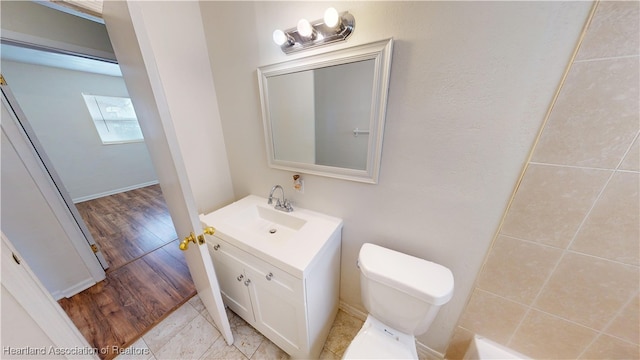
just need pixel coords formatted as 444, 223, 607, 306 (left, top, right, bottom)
200, 195, 343, 358
208, 237, 307, 355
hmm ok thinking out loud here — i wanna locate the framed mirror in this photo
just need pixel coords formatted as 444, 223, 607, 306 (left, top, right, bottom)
257, 39, 393, 184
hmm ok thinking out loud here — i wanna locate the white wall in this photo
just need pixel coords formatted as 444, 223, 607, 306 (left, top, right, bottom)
1, 61, 158, 202
200, 1, 592, 354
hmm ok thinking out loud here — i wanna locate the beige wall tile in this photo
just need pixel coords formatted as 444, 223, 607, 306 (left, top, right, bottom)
444, 326, 474, 360
532, 57, 639, 168
580, 334, 640, 360
535, 252, 639, 330
510, 310, 597, 359
477, 235, 562, 304
501, 164, 611, 248
449, 2, 639, 357
620, 136, 640, 171
571, 172, 640, 265
576, 1, 640, 60
458, 289, 527, 344
605, 293, 640, 345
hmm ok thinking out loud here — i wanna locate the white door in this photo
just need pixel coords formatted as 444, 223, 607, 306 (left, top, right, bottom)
102, 1, 234, 345
1, 79, 107, 299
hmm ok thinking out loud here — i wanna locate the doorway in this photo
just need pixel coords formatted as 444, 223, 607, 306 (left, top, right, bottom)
59, 186, 196, 359
1, 44, 196, 358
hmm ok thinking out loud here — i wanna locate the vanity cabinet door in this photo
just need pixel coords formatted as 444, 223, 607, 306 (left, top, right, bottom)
209, 242, 254, 322
244, 264, 307, 357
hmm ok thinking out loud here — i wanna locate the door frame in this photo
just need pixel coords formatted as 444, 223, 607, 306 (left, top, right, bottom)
1, 0, 235, 346
1, 231, 100, 359
1, 80, 109, 277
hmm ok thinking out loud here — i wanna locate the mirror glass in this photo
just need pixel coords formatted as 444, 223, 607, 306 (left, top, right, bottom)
258, 39, 393, 183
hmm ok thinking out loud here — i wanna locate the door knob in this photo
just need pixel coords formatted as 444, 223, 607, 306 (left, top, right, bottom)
203, 226, 216, 236
179, 232, 197, 251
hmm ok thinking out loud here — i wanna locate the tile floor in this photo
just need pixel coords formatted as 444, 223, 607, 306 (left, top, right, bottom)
115, 295, 364, 360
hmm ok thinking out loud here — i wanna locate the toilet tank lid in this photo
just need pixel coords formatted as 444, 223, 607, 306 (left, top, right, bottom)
358, 243, 454, 305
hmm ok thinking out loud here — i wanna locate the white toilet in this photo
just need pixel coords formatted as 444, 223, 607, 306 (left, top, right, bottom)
343, 243, 454, 359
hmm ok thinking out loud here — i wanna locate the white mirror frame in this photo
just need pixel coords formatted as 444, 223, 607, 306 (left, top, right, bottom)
257, 38, 393, 184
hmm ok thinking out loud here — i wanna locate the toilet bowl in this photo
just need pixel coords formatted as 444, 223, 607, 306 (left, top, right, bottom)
343, 243, 454, 359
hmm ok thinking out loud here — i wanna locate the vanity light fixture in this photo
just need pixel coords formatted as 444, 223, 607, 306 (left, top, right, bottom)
272, 7, 355, 54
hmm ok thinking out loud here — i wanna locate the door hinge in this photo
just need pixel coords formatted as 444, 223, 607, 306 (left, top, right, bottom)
90, 244, 99, 253
0, 74, 6, 85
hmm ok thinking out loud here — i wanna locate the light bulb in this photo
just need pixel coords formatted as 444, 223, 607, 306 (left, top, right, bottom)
324, 7, 340, 28
272, 29, 287, 46
297, 19, 313, 38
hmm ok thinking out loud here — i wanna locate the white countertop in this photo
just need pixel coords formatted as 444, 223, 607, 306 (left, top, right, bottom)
200, 195, 343, 278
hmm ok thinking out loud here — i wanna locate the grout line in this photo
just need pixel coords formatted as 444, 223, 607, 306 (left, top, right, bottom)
564, 170, 615, 251
528, 161, 618, 172
504, 250, 562, 346
496, 234, 639, 268
573, 54, 640, 63
500, 280, 639, 348
614, 131, 640, 171
576, 289, 640, 359
565, 248, 639, 268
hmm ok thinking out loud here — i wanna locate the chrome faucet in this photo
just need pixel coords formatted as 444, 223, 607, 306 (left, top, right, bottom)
268, 185, 293, 212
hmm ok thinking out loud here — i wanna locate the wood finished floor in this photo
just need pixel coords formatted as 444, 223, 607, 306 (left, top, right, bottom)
74, 185, 178, 271
58, 185, 196, 360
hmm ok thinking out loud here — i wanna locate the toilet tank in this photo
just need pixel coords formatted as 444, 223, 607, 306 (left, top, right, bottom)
358, 243, 454, 335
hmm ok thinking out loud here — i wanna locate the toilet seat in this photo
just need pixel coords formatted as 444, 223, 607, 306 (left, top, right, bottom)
343, 316, 417, 359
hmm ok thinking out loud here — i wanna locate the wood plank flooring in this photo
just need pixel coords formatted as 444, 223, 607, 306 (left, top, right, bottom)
74, 185, 178, 271
59, 185, 195, 360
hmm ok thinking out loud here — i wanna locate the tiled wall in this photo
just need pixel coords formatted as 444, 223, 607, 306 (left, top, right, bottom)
446, 2, 639, 359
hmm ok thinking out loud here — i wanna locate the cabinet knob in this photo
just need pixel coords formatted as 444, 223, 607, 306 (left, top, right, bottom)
266, 272, 273, 281
213, 244, 220, 251
244, 279, 251, 286
237, 274, 244, 282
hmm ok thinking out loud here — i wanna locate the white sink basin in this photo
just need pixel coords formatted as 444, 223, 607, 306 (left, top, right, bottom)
225, 204, 307, 242
200, 195, 343, 277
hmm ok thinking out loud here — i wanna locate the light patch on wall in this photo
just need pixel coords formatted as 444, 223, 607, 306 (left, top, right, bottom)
81, 94, 143, 144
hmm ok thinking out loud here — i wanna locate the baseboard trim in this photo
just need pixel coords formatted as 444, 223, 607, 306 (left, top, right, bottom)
338, 300, 367, 321
52, 278, 96, 301
72, 180, 159, 203
338, 300, 445, 360
417, 341, 445, 360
